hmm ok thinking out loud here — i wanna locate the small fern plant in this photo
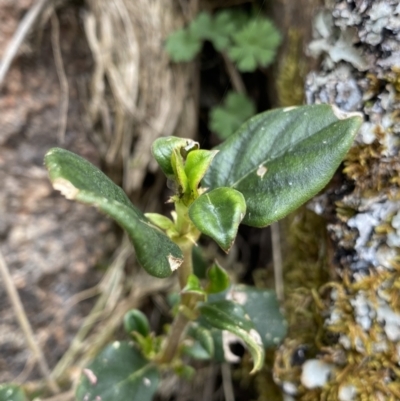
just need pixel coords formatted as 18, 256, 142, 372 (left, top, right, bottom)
4, 105, 361, 401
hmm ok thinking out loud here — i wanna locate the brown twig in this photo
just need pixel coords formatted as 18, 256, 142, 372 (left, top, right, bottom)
271, 222, 284, 302
221, 51, 247, 94
221, 363, 235, 401
0, 0, 50, 89
51, 11, 69, 144
0, 249, 60, 394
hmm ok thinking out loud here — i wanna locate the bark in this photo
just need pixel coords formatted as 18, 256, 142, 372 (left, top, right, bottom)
273, 1, 400, 400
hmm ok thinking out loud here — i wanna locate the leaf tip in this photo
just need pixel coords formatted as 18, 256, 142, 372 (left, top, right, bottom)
168, 254, 183, 271
52, 178, 79, 200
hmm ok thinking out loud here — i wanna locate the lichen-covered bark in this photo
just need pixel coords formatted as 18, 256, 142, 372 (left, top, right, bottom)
274, 1, 400, 400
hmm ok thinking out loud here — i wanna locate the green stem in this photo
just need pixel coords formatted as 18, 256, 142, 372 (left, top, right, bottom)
156, 199, 202, 364
177, 241, 194, 289
157, 310, 190, 364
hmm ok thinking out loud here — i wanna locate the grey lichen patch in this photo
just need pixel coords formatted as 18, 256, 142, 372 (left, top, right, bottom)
53, 178, 79, 200
167, 254, 183, 271
276, 1, 400, 400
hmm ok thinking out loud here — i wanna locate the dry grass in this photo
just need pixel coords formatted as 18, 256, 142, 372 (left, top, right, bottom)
84, 0, 199, 192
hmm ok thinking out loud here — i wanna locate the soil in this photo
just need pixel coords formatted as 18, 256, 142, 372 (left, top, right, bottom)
0, 1, 117, 382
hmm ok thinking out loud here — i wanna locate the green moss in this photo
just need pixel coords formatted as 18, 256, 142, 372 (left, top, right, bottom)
276, 29, 306, 107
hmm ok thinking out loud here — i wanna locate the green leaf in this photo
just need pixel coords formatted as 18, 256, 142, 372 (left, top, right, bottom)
152, 137, 198, 179
182, 274, 206, 299
189, 187, 246, 252
228, 18, 281, 72
45, 148, 183, 278
76, 341, 159, 401
171, 148, 189, 194
203, 105, 363, 227
199, 300, 264, 373
165, 28, 202, 62
124, 309, 150, 337
190, 11, 235, 51
184, 149, 218, 194
228, 285, 287, 348
183, 324, 214, 360
145, 213, 176, 231
0, 385, 27, 401
210, 92, 256, 139
206, 262, 230, 294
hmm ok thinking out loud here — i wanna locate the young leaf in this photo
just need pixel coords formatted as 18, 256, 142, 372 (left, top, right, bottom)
189, 187, 246, 252
203, 105, 363, 227
182, 274, 206, 300
210, 92, 256, 139
152, 137, 198, 180
184, 149, 218, 194
171, 148, 189, 194
0, 385, 27, 401
165, 28, 202, 62
45, 148, 183, 278
228, 18, 281, 72
76, 341, 159, 401
124, 309, 150, 337
206, 262, 230, 294
199, 300, 264, 373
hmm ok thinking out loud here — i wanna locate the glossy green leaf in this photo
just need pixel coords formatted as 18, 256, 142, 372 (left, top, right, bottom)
0, 385, 27, 401
184, 149, 218, 194
45, 148, 183, 278
199, 300, 264, 373
151, 137, 198, 179
203, 105, 362, 227
189, 187, 246, 252
206, 262, 230, 294
124, 309, 150, 337
76, 341, 159, 401
192, 245, 208, 278
228, 285, 287, 348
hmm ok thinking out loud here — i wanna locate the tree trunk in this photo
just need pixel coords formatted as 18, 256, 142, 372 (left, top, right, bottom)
273, 1, 400, 400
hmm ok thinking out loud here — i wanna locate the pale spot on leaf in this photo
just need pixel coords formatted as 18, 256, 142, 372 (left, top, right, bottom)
331, 105, 362, 120
168, 254, 183, 271
83, 368, 98, 385
283, 106, 297, 112
53, 178, 79, 200
257, 165, 267, 179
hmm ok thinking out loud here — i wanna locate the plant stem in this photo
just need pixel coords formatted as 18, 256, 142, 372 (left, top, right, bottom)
177, 241, 194, 289
157, 239, 195, 364
157, 310, 190, 364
